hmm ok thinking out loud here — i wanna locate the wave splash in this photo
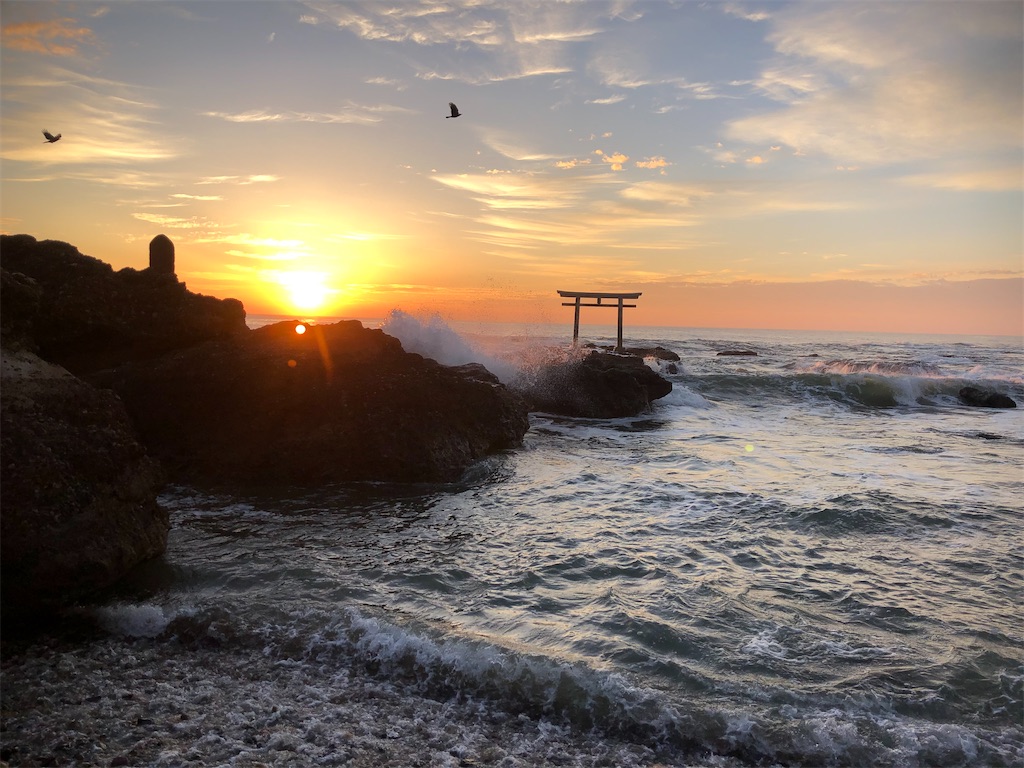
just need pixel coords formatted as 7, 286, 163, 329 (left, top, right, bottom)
380, 310, 523, 384
378, 310, 587, 388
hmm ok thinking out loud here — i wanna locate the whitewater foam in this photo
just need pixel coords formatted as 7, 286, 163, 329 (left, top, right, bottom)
93, 603, 172, 638
380, 310, 521, 383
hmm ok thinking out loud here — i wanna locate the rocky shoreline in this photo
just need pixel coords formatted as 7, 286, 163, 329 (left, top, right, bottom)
0, 234, 672, 612
0, 627, 711, 768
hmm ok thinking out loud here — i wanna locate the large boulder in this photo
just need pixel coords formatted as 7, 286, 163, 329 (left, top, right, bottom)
106, 320, 531, 485
0, 347, 168, 612
521, 350, 673, 418
0, 234, 247, 374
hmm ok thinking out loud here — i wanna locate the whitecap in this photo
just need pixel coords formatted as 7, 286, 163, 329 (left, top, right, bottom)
93, 603, 171, 638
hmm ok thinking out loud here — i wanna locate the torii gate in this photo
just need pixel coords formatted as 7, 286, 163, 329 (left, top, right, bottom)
557, 290, 642, 352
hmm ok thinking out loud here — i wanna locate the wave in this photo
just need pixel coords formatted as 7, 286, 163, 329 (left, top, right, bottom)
79, 601, 1023, 767
797, 358, 946, 377
380, 309, 530, 384
668, 369, 1021, 410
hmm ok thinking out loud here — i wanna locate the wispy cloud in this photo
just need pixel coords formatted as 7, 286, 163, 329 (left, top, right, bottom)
0, 65, 178, 165
432, 172, 582, 210
195, 175, 280, 185
327, 231, 411, 242
366, 76, 408, 91
298, 0, 631, 83
172, 193, 223, 201
193, 234, 304, 248
1, 17, 97, 56
203, 103, 414, 125
299, 1, 505, 46
897, 167, 1023, 193
417, 62, 573, 84
433, 168, 712, 254
132, 213, 214, 229
481, 131, 562, 162
728, 3, 1024, 166
586, 95, 626, 105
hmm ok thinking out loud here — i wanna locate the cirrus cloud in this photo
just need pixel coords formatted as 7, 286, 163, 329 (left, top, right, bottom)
1, 17, 97, 56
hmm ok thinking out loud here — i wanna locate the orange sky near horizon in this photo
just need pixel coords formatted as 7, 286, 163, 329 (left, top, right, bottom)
2, 1, 1021, 337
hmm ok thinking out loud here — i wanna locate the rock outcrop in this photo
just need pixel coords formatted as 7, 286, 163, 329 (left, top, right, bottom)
107, 320, 530, 485
0, 234, 247, 375
958, 386, 1017, 409
0, 347, 167, 612
521, 350, 673, 418
0, 235, 532, 611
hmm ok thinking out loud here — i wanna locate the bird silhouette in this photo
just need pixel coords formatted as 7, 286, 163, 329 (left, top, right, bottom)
42, 130, 62, 143
446, 102, 461, 119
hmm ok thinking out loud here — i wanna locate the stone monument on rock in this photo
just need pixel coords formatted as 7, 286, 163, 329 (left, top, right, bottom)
149, 234, 175, 275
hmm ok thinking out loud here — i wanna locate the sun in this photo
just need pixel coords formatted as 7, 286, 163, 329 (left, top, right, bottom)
277, 271, 331, 313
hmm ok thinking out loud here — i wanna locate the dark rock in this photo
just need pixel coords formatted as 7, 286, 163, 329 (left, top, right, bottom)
0, 268, 43, 351
0, 234, 247, 375
624, 345, 681, 362
958, 386, 1017, 409
585, 343, 681, 362
107, 320, 530, 485
521, 350, 673, 418
1, 347, 168, 612
717, 350, 757, 357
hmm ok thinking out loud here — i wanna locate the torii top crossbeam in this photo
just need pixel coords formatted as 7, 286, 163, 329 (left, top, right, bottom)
557, 290, 642, 351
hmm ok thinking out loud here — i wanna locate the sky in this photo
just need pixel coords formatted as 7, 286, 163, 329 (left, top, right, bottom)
1, 0, 1022, 336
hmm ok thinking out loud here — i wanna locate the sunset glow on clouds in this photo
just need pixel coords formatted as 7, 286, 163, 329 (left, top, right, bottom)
1, 0, 1020, 334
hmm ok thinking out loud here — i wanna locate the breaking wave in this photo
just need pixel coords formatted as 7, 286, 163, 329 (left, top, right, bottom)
76, 600, 1023, 767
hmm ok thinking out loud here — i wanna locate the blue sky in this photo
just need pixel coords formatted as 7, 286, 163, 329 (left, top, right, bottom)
2, 1, 1021, 334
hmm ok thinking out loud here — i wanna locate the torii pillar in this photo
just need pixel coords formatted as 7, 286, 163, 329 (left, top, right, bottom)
557, 290, 642, 352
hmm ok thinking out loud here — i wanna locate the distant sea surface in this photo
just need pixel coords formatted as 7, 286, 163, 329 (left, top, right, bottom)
3, 318, 1022, 767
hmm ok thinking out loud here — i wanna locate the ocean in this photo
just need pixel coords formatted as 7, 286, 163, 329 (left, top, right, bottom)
2, 317, 1022, 767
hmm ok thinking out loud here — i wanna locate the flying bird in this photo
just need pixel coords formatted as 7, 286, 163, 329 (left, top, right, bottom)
42, 130, 62, 143
446, 102, 461, 119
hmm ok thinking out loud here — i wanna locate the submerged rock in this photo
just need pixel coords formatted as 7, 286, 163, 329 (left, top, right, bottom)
587, 343, 681, 362
717, 350, 757, 357
521, 350, 673, 418
107, 320, 530, 485
625, 345, 681, 362
0, 347, 167, 612
958, 386, 1017, 409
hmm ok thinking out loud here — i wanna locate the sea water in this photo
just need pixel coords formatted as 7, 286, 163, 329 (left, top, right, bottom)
2, 316, 1022, 767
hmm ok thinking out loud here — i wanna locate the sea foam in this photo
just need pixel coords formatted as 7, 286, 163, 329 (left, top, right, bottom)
93, 603, 172, 638
380, 310, 521, 383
